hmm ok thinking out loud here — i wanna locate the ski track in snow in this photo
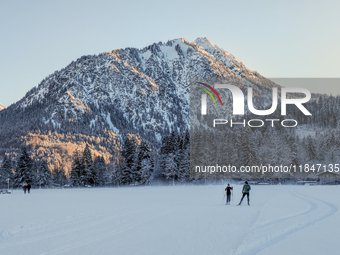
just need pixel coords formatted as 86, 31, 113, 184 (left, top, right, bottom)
250, 191, 318, 230
0, 186, 339, 255
230, 188, 338, 255
40, 212, 172, 255
0, 207, 145, 249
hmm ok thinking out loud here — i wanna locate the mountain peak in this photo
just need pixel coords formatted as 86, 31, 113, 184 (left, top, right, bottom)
169, 38, 189, 44
193, 37, 215, 48
3, 36, 272, 141
0, 36, 280, 171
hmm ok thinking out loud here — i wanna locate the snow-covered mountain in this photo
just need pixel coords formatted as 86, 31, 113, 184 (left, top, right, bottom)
0, 103, 6, 111
0, 37, 279, 150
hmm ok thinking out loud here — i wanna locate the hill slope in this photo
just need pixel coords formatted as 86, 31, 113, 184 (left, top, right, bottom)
0, 37, 281, 170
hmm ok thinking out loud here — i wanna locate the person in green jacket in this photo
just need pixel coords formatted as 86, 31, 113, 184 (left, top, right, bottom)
238, 181, 251, 206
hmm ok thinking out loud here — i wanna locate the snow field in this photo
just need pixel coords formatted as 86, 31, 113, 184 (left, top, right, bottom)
0, 185, 339, 255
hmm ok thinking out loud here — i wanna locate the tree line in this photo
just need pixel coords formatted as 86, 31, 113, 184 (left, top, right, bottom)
0, 130, 192, 189
191, 124, 340, 179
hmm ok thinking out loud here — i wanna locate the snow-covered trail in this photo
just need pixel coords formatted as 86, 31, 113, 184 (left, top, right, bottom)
0, 185, 339, 255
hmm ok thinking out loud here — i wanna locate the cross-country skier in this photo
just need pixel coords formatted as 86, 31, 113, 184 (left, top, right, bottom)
238, 181, 251, 206
23, 181, 27, 194
225, 184, 233, 205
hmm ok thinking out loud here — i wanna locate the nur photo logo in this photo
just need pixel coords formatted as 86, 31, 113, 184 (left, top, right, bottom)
196, 82, 312, 128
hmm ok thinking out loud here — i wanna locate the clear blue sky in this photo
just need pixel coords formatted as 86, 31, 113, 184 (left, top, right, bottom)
1, 0, 340, 106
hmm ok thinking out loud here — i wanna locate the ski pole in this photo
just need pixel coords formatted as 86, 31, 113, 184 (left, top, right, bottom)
221, 193, 225, 205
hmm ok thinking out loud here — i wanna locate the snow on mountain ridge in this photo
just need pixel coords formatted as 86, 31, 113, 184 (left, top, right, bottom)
2, 37, 279, 142
193, 37, 216, 49
0, 103, 6, 111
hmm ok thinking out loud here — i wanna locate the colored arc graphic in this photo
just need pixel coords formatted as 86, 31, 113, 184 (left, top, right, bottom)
197, 87, 217, 105
197, 82, 223, 105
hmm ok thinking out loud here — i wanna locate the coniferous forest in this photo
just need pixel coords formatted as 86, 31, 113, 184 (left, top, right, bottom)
1, 94, 340, 188
191, 94, 340, 179
0, 130, 191, 188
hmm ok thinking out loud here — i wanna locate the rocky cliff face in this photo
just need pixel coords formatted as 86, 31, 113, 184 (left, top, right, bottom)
0, 37, 279, 151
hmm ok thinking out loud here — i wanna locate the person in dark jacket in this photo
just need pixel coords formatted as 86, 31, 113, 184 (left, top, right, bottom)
23, 181, 27, 194
27, 183, 31, 194
238, 181, 251, 206
225, 184, 233, 205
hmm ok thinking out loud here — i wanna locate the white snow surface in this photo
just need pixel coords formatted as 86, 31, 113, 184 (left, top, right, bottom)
1, 185, 339, 255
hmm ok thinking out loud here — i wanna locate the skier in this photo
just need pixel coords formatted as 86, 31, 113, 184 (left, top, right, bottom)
238, 181, 251, 206
23, 182, 27, 194
225, 183, 233, 205
27, 183, 31, 194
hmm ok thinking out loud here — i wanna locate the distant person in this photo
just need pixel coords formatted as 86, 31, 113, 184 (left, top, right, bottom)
27, 183, 31, 194
23, 182, 27, 194
238, 181, 251, 206
225, 184, 233, 205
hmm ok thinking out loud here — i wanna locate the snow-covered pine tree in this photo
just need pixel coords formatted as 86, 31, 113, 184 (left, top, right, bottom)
135, 140, 154, 185
120, 135, 139, 185
173, 132, 183, 172
227, 131, 239, 167
70, 150, 83, 187
306, 135, 317, 161
277, 136, 292, 166
140, 158, 153, 185
182, 129, 190, 148
190, 127, 205, 176
260, 128, 279, 166
178, 146, 190, 182
82, 144, 93, 186
37, 160, 52, 188
246, 128, 259, 171
53, 167, 67, 187
177, 129, 190, 182
93, 156, 106, 186
286, 134, 299, 165
159, 133, 171, 176
31, 160, 40, 187
110, 163, 121, 187
161, 131, 177, 155
118, 160, 132, 185
163, 153, 177, 185
0, 155, 13, 188
236, 127, 258, 167
14, 148, 34, 187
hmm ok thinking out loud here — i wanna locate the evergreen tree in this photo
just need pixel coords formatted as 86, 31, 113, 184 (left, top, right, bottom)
82, 144, 93, 186
120, 135, 139, 184
14, 148, 34, 187
93, 156, 106, 186
119, 160, 132, 185
237, 127, 259, 167
140, 158, 153, 185
53, 167, 67, 187
31, 160, 40, 187
163, 153, 177, 185
70, 150, 83, 186
286, 134, 299, 165
36, 160, 52, 188
135, 140, 154, 184
306, 135, 317, 161
178, 146, 190, 182
0, 155, 13, 188
190, 128, 205, 176
111, 164, 121, 187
